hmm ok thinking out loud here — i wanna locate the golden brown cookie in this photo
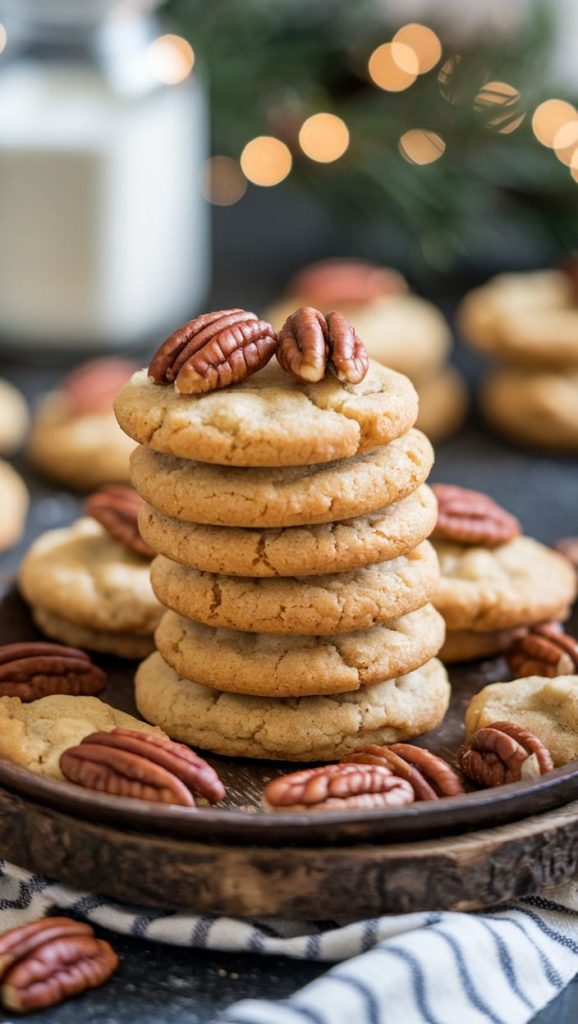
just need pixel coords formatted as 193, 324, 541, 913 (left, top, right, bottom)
151, 541, 439, 635
0, 694, 164, 779
114, 360, 418, 467
155, 604, 445, 696
0, 379, 29, 454
138, 485, 438, 577
130, 429, 434, 529
0, 459, 28, 553
465, 674, 578, 767
32, 606, 156, 660
135, 653, 450, 761
440, 627, 525, 664
415, 366, 468, 443
434, 536, 576, 632
481, 368, 578, 451
19, 518, 163, 637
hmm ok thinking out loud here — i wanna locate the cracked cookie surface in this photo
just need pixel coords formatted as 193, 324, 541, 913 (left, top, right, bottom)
465, 675, 578, 767
114, 360, 418, 467
155, 604, 445, 696
130, 429, 433, 528
151, 540, 439, 635
135, 653, 450, 760
139, 484, 437, 576
19, 518, 163, 636
434, 536, 576, 632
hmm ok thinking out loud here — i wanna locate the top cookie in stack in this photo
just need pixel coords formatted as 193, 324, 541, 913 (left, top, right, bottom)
115, 307, 449, 761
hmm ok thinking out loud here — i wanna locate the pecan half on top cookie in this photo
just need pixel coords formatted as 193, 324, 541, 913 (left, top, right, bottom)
85, 485, 153, 558
276, 306, 369, 385
63, 358, 139, 414
506, 622, 578, 678
264, 763, 414, 812
431, 483, 521, 547
149, 309, 278, 394
458, 720, 553, 787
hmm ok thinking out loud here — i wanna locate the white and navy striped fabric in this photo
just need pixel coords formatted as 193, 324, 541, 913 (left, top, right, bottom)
0, 860, 576, 1023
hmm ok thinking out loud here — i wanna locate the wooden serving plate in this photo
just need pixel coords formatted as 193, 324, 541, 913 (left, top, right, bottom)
1, 583, 577, 918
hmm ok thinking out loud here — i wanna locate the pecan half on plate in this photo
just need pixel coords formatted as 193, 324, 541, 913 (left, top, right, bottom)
0, 917, 117, 1013
277, 306, 368, 385
0, 642, 107, 701
264, 763, 414, 812
507, 622, 578, 678
432, 483, 521, 546
458, 720, 553, 787
345, 743, 464, 801
149, 309, 277, 394
60, 728, 226, 806
85, 485, 152, 558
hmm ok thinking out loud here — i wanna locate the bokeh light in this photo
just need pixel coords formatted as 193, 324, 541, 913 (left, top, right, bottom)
202, 156, 247, 206
553, 120, 578, 166
399, 129, 446, 165
438, 54, 463, 105
0, 24, 6, 55
148, 34, 195, 85
240, 136, 292, 187
474, 81, 526, 134
298, 113, 350, 163
393, 24, 441, 74
532, 99, 577, 147
368, 42, 418, 92
570, 148, 578, 184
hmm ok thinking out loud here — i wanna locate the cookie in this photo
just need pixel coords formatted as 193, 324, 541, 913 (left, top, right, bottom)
0, 694, 164, 779
459, 270, 578, 368
151, 541, 439, 635
0, 379, 28, 454
33, 606, 156, 661
155, 604, 445, 696
441, 627, 524, 664
138, 485, 438, 577
136, 653, 450, 761
415, 366, 468, 443
481, 368, 578, 451
0, 459, 28, 553
465, 674, 578, 767
434, 536, 576, 632
266, 293, 450, 383
114, 360, 418, 468
19, 518, 163, 637
28, 392, 135, 490
130, 429, 433, 529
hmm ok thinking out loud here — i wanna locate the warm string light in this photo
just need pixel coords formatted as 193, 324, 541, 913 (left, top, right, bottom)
368, 23, 441, 93
0, 23, 6, 55
240, 136, 292, 187
399, 129, 445, 165
147, 34, 195, 85
298, 113, 350, 163
474, 81, 526, 134
202, 156, 247, 206
532, 99, 578, 183
393, 23, 441, 74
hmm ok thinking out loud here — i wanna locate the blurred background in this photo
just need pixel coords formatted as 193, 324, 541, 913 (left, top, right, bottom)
0, 0, 577, 574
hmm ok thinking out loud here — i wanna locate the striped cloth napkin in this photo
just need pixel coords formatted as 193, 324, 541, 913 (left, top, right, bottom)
0, 859, 576, 1023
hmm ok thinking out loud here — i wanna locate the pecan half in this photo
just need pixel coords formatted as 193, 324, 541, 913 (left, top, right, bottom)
85, 485, 152, 558
288, 259, 407, 307
148, 309, 277, 394
60, 728, 226, 806
432, 483, 521, 546
507, 622, 578, 678
64, 358, 138, 415
555, 537, 578, 570
458, 720, 553, 787
277, 306, 368, 385
264, 763, 414, 812
345, 743, 464, 801
0, 925, 118, 1013
0, 642, 107, 701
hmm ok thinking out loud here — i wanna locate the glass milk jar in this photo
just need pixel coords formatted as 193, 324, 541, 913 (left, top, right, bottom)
0, 0, 208, 351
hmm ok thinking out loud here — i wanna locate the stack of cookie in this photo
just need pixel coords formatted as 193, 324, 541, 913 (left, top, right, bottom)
431, 484, 577, 663
265, 258, 468, 443
459, 268, 578, 451
115, 307, 451, 762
